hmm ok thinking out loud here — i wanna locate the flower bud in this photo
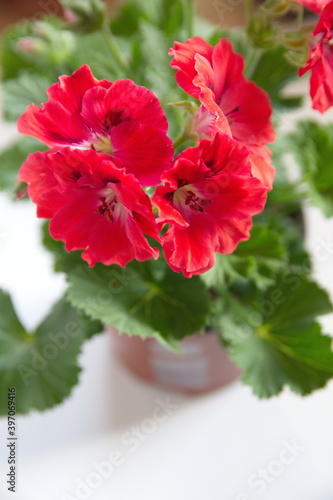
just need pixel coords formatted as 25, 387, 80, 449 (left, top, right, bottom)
16, 21, 76, 65
60, 0, 106, 32
14, 182, 28, 200
16, 37, 44, 55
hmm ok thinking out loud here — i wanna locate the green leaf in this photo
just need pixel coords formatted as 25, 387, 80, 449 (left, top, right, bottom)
201, 254, 231, 288
110, 1, 148, 36
266, 140, 305, 212
68, 30, 123, 80
0, 21, 38, 81
0, 291, 101, 414
202, 225, 287, 290
235, 224, 285, 260
248, 46, 302, 109
232, 323, 333, 397
158, 0, 184, 36
3, 72, 52, 121
41, 221, 83, 273
0, 17, 70, 81
288, 121, 333, 217
0, 137, 47, 193
222, 276, 333, 397
208, 27, 249, 58
264, 213, 309, 270
138, 21, 174, 99
66, 261, 210, 346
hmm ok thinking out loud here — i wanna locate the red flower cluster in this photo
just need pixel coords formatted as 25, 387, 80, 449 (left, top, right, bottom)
153, 134, 267, 277
299, 0, 333, 112
19, 148, 161, 267
18, 65, 172, 268
169, 37, 276, 189
18, 65, 173, 186
19, 38, 273, 276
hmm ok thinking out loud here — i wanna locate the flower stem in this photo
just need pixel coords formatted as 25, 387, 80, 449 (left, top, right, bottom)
183, 0, 194, 39
244, 0, 254, 28
102, 22, 128, 76
245, 46, 263, 80
294, 4, 304, 30
173, 130, 190, 150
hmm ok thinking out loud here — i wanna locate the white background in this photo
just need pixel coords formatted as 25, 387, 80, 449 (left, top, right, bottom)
1, 101, 333, 500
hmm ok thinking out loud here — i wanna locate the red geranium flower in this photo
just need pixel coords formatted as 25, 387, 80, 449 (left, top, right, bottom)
19, 147, 161, 267
153, 133, 268, 277
299, 0, 333, 113
18, 65, 173, 186
169, 37, 276, 188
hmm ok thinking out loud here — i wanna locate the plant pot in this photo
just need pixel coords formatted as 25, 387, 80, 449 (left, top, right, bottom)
109, 327, 241, 394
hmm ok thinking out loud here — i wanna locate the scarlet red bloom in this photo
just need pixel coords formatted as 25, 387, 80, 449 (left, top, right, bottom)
19, 148, 161, 267
169, 37, 276, 189
299, 1, 333, 112
291, 0, 330, 13
18, 65, 173, 186
153, 133, 268, 277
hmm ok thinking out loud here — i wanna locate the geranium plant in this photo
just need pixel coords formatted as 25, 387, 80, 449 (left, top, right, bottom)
1, 0, 333, 414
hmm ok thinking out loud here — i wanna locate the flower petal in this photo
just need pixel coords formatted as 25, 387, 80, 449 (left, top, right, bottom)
299, 1, 333, 113
21, 148, 160, 267
17, 101, 91, 147
193, 54, 231, 135
19, 150, 68, 218
46, 64, 112, 114
291, 0, 329, 13
169, 36, 214, 98
111, 121, 174, 186
219, 81, 276, 146
211, 38, 245, 102
154, 134, 268, 276
161, 215, 217, 277
215, 218, 253, 254
81, 215, 159, 267
81, 79, 169, 135
248, 145, 275, 190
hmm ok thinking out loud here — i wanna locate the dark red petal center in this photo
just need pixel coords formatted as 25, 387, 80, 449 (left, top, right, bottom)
184, 190, 211, 212
96, 194, 119, 222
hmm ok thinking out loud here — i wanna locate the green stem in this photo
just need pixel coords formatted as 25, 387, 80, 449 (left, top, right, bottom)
102, 22, 128, 76
244, 0, 254, 28
289, 172, 312, 189
294, 4, 304, 30
245, 46, 263, 80
183, 0, 194, 39
173, 130, 190, 150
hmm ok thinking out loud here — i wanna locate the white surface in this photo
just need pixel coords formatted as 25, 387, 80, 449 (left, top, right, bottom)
1, 115, 333, 500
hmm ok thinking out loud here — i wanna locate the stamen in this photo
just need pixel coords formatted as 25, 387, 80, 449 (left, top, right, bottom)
96, 195, 118, 222
184, 190, 211, 212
